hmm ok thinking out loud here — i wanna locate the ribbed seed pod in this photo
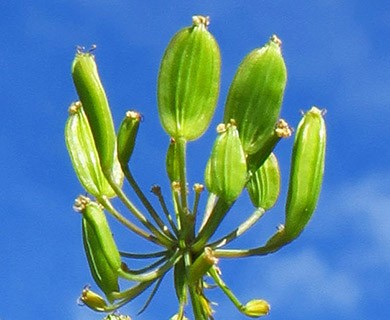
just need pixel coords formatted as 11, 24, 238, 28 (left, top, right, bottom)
157, 16, 221, 141
71, 49, 116, 174
246, 153, 281, 211
285, 107, 326, 239
246, 118, 292, 174
75, 196, 121, 298
205, 122, 247, 202
117, 110, 142, 167
166, 138, 181, 182
223, 35, 287, 155
65, 101, 123, 198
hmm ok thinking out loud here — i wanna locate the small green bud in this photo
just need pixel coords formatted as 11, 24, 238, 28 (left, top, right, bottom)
71, 48, 116, 175
80, 286, 109, 312
247, 153, 281, 210
285, 107, 326, 239
157, 16, 221, 141
74, 196, 121, 298
242, 299, 270, 317
65, 102, 123, 198
205, 122, 247, 202
223, 35, 287, 155
117, 110, 142, 167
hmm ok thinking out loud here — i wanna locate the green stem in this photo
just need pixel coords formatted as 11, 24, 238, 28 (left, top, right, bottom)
213, 246, 277, 258
184, 251, 207, 320
98, 196, 160, 245
214, 226, 290, 258
108, 280, 156, 305
151, 185, 179, 236
176, 137, 189, 230
120, 250, 168, 259
123, 256, 168, 275
118, 249, 181, 282
123, 165, 175, 238
208, 207, 266, 249
208, 266, 244, 312
137, 275, 165, 315
188, 283, 207, 320
192, 198, 233, 252
105, 171, 174, 247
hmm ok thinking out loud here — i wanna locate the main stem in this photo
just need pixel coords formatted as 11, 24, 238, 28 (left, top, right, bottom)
176, 137, 189, 236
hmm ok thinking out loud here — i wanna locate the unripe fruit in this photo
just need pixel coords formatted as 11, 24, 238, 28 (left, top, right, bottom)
247, 153, 281, 211
74, 196, 121, 298
223, 35, 287, 155
284, 107, 326, 239
117, 110, 142, 167
65, 101, 123, 198
157, 16, 221, 141
205, 122, 247, 202
72, 49, 116, 175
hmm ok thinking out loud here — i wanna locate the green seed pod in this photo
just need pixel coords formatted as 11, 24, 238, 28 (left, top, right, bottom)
157, 16, 221, 141
117, 110, 142, 167
246, 153, 281, 211
75, 196, 121, 298
65, 102, 123, 198
223, 35, 287, 155
71, 48, 116, 175
165, 138, 180, 182
284, 107, 326, 239
205, 122, 247, 202
246, 118, 292, 174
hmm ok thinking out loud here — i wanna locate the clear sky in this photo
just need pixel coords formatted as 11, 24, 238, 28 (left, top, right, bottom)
1, 1, 389, 319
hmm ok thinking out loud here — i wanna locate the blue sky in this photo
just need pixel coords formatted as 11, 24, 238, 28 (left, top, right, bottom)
1, 1, 389, 319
